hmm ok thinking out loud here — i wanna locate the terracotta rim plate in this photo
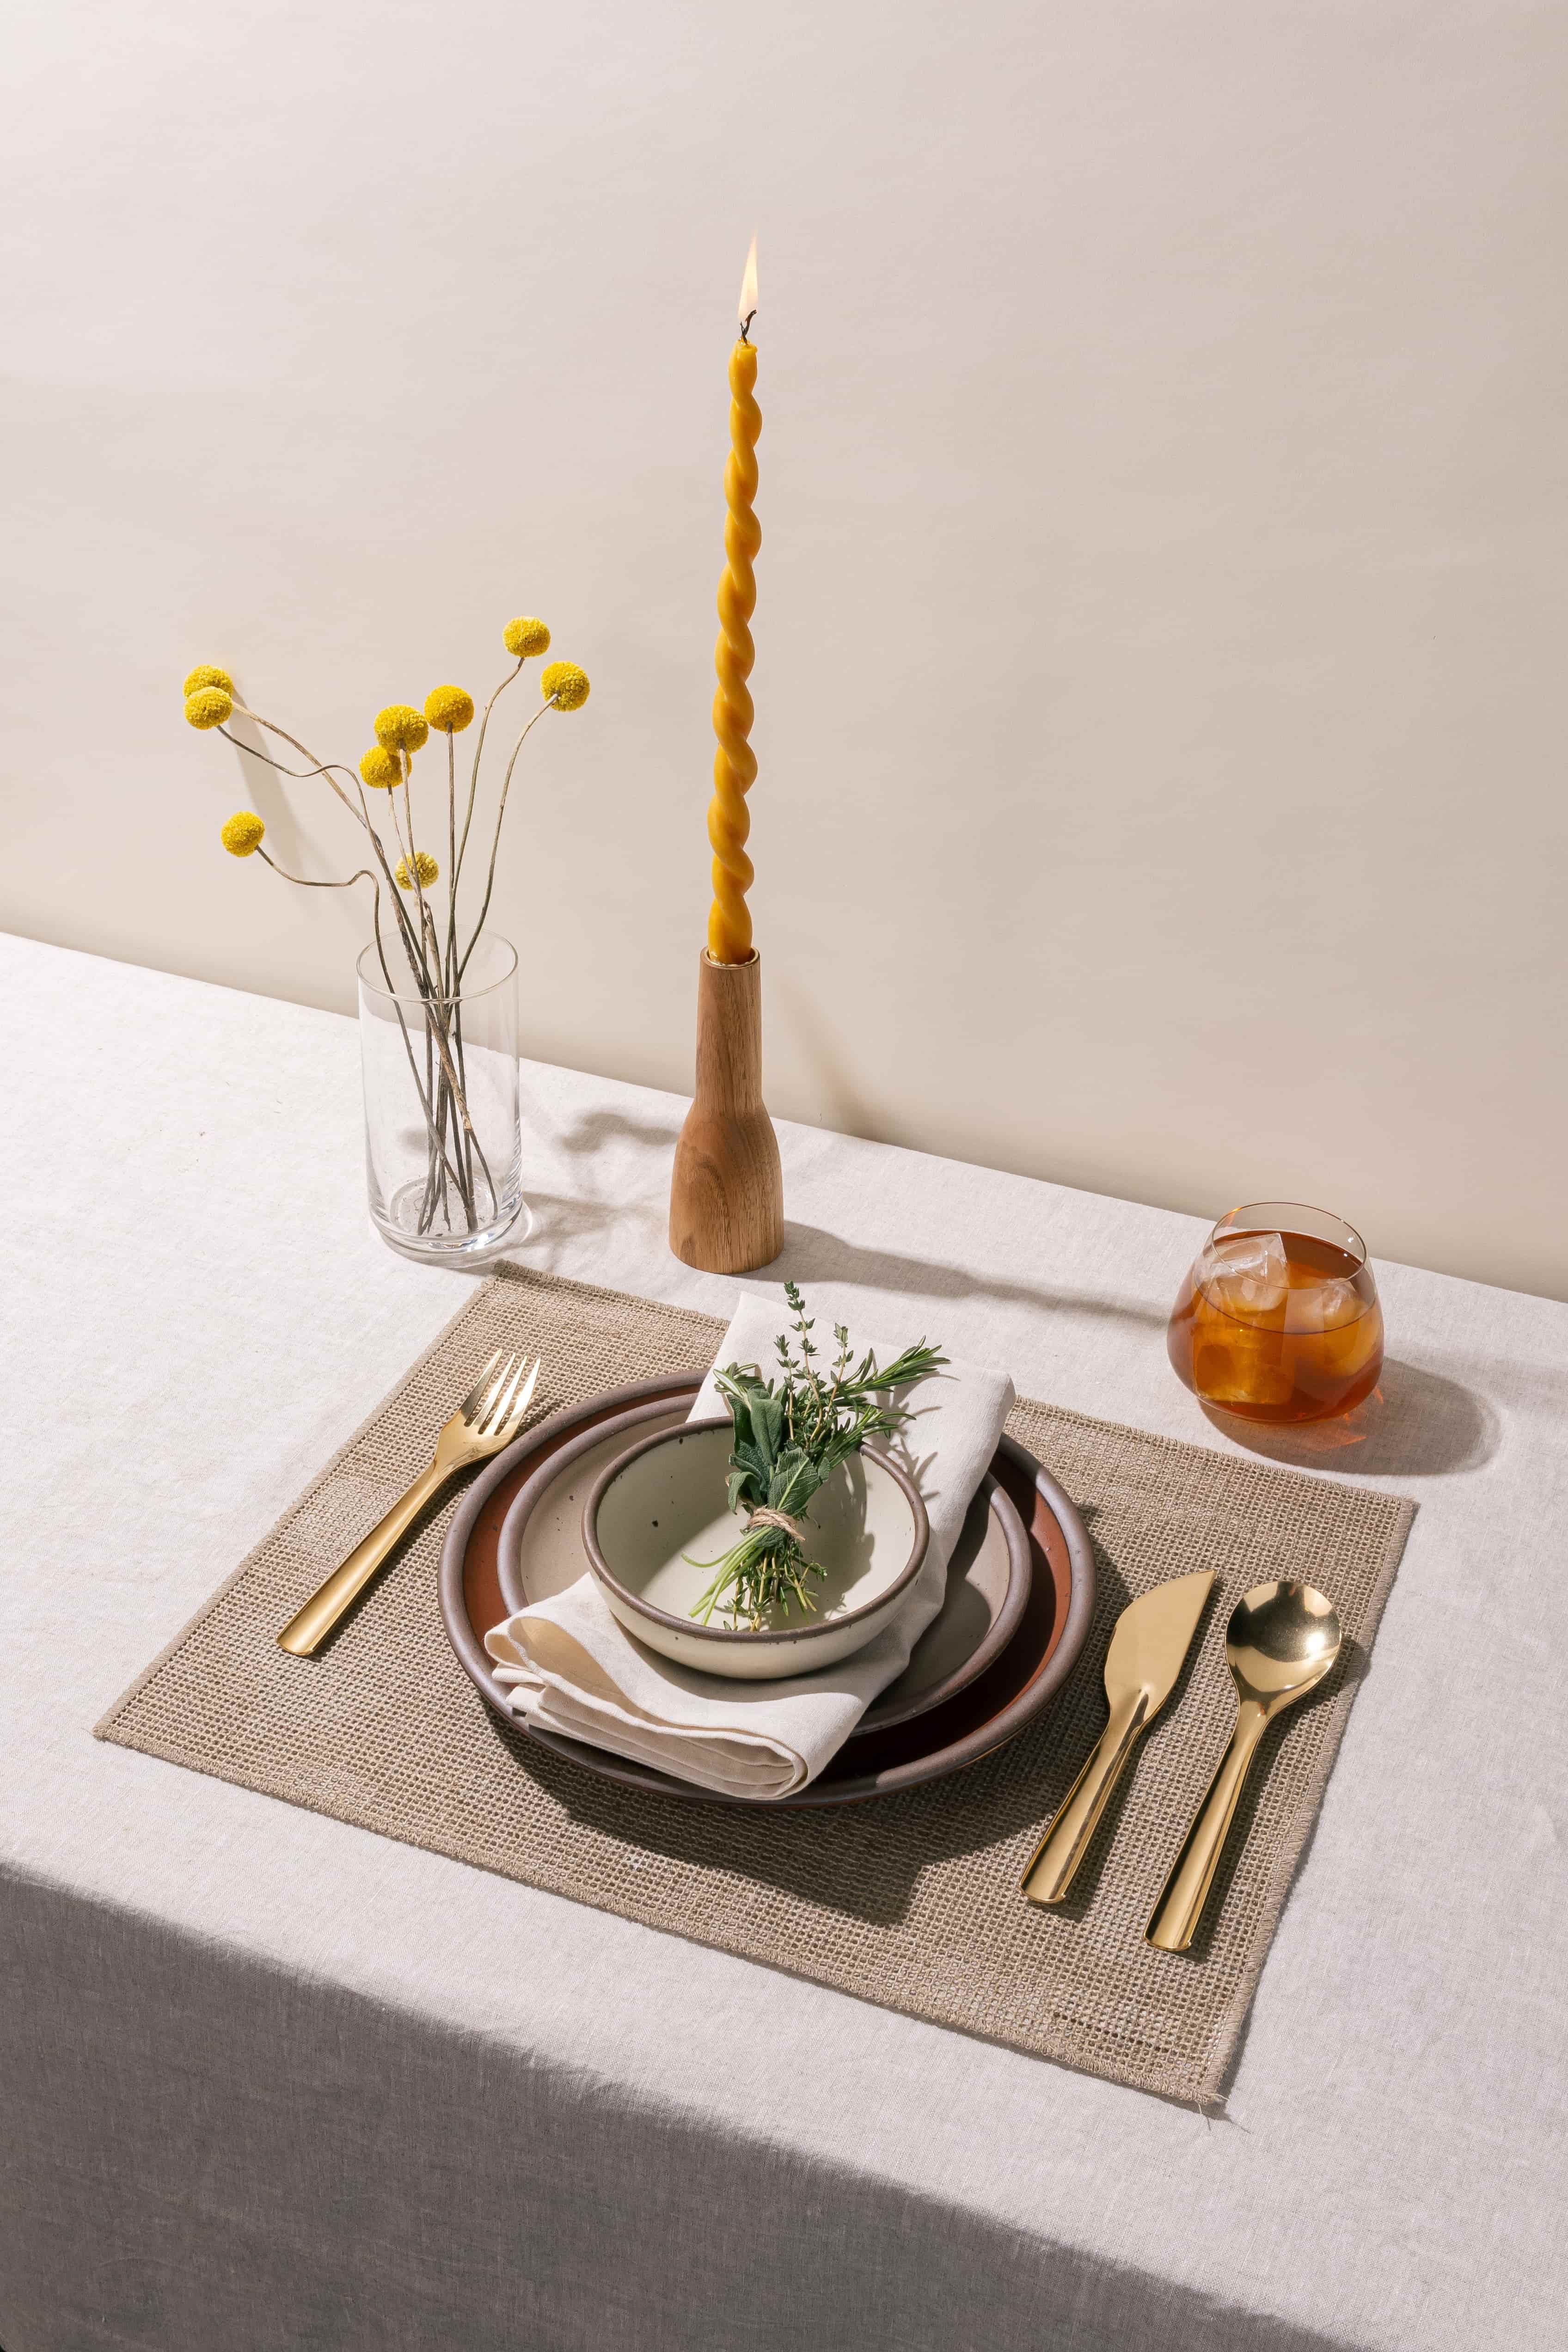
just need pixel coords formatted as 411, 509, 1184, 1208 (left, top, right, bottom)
441, 1378, 1029, 1744
438, 1371, 1096, 1808
494, 1388, 1031, 1734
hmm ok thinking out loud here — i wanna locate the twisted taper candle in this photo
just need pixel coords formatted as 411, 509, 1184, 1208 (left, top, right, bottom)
707, 337, 760, 962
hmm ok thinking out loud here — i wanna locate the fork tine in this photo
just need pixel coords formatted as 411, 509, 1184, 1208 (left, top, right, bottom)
470, 1350, 520, 1435
479, 1350, 525, 1431
505, 1356, 542, 1428
459, 1347, 510, 1425
483, 1351, 537, 1436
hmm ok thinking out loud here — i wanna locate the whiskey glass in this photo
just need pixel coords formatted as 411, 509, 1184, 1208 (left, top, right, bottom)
1167, 1201, 1384, 1426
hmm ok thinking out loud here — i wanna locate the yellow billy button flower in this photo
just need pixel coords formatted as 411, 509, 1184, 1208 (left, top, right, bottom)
184, 664, 235, 698
359, 745, 403, 790
423, 684, 475, 733
503, 616, 550, 659
185, 686, 234, 729
374, 703, 429, 754
220, 811, 265, 858
540, 661, 589, 711
394, 850, 439, 890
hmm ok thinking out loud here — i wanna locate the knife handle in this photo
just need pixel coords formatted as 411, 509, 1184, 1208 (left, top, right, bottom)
1020, 1690, 1150, 1905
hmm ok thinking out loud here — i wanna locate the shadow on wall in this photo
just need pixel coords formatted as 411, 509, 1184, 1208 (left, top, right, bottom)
222, 699, 310, 874
770, 973, 895, 1146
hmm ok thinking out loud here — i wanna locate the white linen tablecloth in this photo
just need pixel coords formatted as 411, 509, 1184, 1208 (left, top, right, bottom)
2, 934, 1565, 2352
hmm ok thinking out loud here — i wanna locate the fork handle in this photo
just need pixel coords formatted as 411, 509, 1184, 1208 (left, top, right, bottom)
277, 1458, 449, 1656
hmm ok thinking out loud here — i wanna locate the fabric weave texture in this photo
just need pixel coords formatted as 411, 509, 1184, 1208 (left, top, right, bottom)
96, 1265, 1414, 2104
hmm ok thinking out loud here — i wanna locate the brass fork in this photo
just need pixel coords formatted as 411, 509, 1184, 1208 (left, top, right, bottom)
276, 1349, 543, 1656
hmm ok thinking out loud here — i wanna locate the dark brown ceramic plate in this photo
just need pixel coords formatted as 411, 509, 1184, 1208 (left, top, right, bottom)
438, 1371, 1096, 1807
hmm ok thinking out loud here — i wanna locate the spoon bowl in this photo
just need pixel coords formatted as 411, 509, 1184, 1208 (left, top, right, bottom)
1226, 1581, 1342, 1709
1146, 1580, 1342, 1952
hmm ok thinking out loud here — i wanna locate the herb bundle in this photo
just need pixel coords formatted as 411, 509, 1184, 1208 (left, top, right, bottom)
689, 1283, 947, 1630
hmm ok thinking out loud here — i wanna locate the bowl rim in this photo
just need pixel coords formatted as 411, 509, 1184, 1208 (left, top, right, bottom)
582, 1414, 931, 1646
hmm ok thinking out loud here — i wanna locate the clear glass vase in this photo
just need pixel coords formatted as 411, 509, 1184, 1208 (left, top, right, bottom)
357, 932, 529, 1262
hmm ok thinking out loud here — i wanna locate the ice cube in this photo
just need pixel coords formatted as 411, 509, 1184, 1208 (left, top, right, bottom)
1284, 1275, 1362, 1335
1192, 1335, 1295, 1409
1203, 1230, 1289, 1321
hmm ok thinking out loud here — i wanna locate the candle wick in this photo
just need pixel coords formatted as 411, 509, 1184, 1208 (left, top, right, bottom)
739, 309, 756, 344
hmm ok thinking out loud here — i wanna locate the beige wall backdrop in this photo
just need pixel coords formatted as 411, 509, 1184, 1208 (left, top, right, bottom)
3, 1, 1564, 1298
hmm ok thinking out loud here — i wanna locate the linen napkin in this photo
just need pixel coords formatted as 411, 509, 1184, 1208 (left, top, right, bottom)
485, 1293, 1014, 1799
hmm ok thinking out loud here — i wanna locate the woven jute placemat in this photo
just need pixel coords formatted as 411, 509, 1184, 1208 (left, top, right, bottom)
97, 1266, 1414, 2104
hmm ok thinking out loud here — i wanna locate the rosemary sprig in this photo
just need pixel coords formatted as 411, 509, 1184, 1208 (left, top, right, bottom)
688, 1282, 946, 1631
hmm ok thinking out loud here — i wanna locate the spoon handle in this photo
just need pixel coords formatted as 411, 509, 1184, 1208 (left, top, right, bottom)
1146, 1698, 1269, 1951
1020, 1689, 1150, 1905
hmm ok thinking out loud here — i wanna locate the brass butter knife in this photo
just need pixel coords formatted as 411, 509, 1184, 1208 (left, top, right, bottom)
1020, 1570, 1213, 1905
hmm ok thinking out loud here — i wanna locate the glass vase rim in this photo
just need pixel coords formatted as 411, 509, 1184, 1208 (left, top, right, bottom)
1209, 1200, 1369, 1268
355, 931, 517, 1011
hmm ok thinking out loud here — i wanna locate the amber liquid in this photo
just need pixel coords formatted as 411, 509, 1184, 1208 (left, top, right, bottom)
1167, 1229, 1384, 1425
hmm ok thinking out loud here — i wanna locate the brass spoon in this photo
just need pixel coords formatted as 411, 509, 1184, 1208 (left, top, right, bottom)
1146, 1580, 1342, 1953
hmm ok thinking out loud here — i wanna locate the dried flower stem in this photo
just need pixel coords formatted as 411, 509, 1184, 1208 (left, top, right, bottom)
251, 850, 472, 1204
454, 656, 525, 893
200, 634, 585, 1247
460, 695, 557, 980
221, 721, 431, 991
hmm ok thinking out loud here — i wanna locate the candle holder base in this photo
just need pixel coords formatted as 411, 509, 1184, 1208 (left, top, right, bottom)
669, 949, 784, 1275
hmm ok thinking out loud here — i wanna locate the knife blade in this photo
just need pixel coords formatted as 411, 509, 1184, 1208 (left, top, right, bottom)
1020, 1569, 1214, 1906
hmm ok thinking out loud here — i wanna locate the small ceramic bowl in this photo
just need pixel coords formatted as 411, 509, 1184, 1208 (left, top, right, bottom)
582, 1416, 930, 1680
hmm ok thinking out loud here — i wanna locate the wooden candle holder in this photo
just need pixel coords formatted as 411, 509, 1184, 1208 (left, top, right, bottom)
669, 949, 784, 1274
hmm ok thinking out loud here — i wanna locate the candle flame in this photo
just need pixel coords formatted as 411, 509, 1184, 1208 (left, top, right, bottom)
737, 235, 759, 331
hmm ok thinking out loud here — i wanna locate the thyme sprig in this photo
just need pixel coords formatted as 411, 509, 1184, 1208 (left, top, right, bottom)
688, 1283, 946, 1631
